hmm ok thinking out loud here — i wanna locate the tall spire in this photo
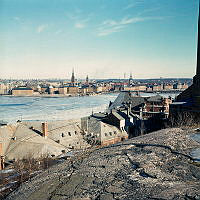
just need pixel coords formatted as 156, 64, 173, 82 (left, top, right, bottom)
71, 68, 75, 85
130, 72, 133, 80
86, 75, 89, 84
128, 72, 133, 86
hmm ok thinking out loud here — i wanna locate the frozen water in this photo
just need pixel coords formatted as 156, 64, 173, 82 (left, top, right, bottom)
0, 92, 178, 123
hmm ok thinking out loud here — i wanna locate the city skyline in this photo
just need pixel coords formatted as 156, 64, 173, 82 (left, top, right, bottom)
0, 0, 199, 79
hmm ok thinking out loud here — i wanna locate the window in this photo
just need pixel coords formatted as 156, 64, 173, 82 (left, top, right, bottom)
114, 131, 117, 135
68, 132, 71, 136
61, 133, 65, 137
105, 133, 108, 136
75, 131, 77, 135
109, 132, 112, 136
77, 141, 79, 144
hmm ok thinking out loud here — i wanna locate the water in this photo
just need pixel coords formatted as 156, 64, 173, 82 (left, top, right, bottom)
0, 94, 118, 122
190, 133, 200, 162
0, 92, 178, 123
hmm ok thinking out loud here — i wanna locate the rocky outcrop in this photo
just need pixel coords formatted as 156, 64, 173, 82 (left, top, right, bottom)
5, 128, 200, 200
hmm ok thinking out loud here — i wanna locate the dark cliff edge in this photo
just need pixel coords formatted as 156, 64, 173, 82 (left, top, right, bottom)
5, 128, 200, 200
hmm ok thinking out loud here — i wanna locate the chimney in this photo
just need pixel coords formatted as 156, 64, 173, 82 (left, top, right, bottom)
139, 107, 143, 119
127, 106, 129, 116
0, 143, 4, 170
42, 122, 48, 138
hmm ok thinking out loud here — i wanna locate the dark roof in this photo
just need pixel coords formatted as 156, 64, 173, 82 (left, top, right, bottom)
109, 92, 146, 110
92, 112, 107, 119
111, 111, 125, 120
131, 96, 146, 108
109, 92, 132, 110
12, 87, 33, 91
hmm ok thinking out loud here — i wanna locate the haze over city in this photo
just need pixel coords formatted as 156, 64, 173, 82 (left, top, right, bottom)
0, 0, 198, 79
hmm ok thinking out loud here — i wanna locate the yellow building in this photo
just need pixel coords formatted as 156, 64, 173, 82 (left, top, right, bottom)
12, 87, 33, 96
59, 86, 79, 95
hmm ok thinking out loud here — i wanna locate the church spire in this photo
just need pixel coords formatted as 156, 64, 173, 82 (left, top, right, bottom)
86, 75, 89, 84
128, 72, 133, 86
71, 68, 75, 86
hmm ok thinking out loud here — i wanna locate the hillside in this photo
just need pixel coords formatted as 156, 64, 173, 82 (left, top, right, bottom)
5, 128, 200, 200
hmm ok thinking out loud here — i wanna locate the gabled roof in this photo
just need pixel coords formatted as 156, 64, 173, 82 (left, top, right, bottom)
109, 92, 146, 110
2, 124, 68, 160
109, 92, 132, 110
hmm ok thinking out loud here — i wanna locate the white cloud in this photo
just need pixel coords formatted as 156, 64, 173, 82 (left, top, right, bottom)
67, 11, 92, 30
124, 3, 137, 10
37, 24, 48, 33
124, 1, 144, 10
74, 22, 85, 29
97, 16, 163, 37
74, 17, 90, 29
55, 30, 63, 35
13, 17, 20, 22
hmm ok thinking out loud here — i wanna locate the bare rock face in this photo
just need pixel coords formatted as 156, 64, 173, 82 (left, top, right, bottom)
5, 128, 200, 200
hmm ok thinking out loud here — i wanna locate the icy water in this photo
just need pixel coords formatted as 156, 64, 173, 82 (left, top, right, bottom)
0, 92, 178, 123
190, 134, 200, 162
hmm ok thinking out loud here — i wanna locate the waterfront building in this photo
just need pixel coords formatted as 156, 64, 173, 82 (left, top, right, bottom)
36, 85, 41, 93
40, 86, 49, 94
58, 86, 68, 95
163, 84, 173, 90
152, 84, 164, 91
12, 86, 33, 96
124, 85, 146, 91
58, 86, 78, 95
49, 85, 54, 94
0, 83, 9, 94
68, 86, 79, 94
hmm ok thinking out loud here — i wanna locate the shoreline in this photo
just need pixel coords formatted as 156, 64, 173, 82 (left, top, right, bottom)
0, 90, 181, 98
0, 92, 119, 98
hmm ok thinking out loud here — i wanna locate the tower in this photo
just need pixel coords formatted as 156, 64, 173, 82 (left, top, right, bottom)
128, 72, 133, 86
71, 68, 75, 86
193, 1, 200, 86
86, 75, 89, 85
176, 2, 200, 102
170, 2, 200, 122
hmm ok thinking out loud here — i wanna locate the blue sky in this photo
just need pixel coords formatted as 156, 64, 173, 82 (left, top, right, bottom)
0, 0, 199, 79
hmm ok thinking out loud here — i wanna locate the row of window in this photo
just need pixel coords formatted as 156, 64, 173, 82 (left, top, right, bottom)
104, 131, 117, 137
56, 139, 80, 146
61, 131, 78, 137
